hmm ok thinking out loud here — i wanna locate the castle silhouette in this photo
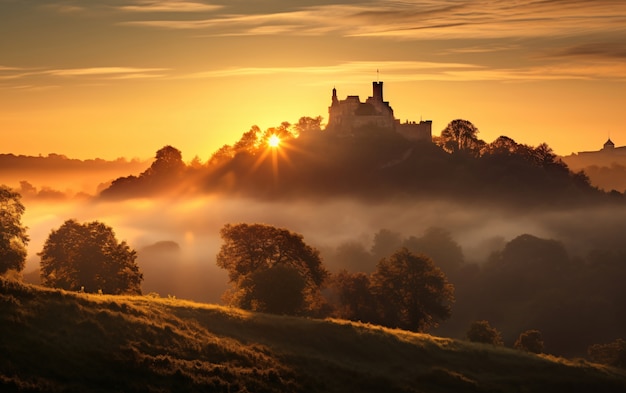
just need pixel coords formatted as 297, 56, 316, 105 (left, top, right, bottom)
326, 81, 432, 142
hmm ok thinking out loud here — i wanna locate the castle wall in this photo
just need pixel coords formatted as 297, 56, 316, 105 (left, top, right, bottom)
395, 120, 432, 142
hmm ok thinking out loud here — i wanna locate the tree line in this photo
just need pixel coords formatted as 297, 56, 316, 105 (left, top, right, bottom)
99, 118, 610, 207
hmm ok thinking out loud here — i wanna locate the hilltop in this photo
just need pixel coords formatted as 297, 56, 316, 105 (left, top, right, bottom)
2, 277, 625, 393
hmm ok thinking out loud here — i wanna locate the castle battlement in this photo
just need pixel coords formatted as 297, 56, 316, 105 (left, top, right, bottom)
326, 81, 431, 142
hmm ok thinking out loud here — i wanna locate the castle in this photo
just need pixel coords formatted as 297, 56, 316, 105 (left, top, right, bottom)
562, 137, 626, 169
325, 81, 432, 142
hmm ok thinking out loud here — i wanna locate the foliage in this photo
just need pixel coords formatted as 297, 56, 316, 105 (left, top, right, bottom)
403, 227, 465, 276
0, 185, 29, 274
588, 339, 626, 368
370, 228, 402, 260
514, 330, 545, 354
216, 223, 328, 315
370, 248, 454, 332
327, 270, 378, 322
101, 145, 186, 198
439, 119, 483, 155
237, 264, 308, 315
39, 219, 142, 294
467, 320, 504, 345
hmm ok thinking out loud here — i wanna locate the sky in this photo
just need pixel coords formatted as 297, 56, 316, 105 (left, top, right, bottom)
2, 0, 626, 161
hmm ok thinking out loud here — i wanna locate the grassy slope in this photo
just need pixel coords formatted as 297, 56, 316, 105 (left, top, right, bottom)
1, 277, 625, 393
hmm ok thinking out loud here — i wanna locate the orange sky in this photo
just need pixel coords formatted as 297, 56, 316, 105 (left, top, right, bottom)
2, 1, 625, 161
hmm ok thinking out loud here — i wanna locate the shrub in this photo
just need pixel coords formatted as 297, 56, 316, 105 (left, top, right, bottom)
514, 330, 544, 354
467, 320, 503, 345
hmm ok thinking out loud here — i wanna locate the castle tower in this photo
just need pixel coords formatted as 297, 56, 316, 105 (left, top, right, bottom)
332, 87, 338, 105
372, 81, 383, 102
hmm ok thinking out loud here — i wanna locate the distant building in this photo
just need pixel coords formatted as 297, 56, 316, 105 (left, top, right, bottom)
326, 81, 432, 142
562, 137, 626, 169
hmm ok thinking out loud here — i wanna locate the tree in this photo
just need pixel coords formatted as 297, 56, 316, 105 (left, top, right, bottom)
402, 227, 465, 276
39, 220, 142, 294
514, 330, 544, 354
216, 223, 328, 315
439, 119, 481, 154
467, 320, 504, 345
145, 145, 185, 177
327, 270, 378, 323
370, 248, 454, 332
370, 229, 402, 261
588, 339, 626, 368
0, 186, 29, 275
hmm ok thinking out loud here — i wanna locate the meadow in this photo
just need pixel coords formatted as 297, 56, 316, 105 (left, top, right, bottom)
2, 276, 625, 392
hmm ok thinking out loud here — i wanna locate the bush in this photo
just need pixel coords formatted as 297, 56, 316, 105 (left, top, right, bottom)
588, 339, 626, 368
467, 320, 503, 345
514, 330, 544, 354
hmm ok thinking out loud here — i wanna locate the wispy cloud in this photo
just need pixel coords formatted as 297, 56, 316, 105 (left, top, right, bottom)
121, 1, 626, 41
120, 1, 222, 13
46, 67, 168, 78
0, 66, 170, 86
183, 60, 626, 82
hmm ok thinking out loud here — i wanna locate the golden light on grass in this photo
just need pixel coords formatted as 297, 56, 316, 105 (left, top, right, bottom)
268, 134, 281, 148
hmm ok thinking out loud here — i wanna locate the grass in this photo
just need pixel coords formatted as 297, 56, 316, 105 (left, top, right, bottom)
1, 276, 625, 392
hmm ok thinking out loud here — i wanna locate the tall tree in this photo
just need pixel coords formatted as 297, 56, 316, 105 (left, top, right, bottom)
0, 186, 29, 274
216, 223, 328, 315
439, 119, 481, 154
370, 248, 454, 332
39, 220, 142, 294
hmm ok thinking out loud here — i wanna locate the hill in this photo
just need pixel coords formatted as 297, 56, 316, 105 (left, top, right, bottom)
1, 277, 625, 393
101, 123, 610, 208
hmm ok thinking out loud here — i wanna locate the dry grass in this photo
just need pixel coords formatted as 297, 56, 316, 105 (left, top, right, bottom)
1, 276, 625, 392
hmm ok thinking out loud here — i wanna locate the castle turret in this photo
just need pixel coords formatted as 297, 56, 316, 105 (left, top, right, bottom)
372, 81, 383, 102
332, 87, 338, 105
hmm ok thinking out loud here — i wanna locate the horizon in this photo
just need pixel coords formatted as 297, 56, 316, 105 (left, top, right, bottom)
2, 1, 625, 161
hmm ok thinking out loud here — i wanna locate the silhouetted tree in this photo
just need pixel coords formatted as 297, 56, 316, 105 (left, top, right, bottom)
370, 229, 402, 261
331, 240, 376, 273
588, 339, 626, 368
403, 227, 464, 276
514, 330, 544, 354
439, 119, 482, 155
216, 223, 328, 315
146, 145, 185, 177
242, 264, 308, 315
294, 116, 323, 136
486, 234, 571, 294
0, 186, 29, 275
39, 220, 142, 294
467, 320, 504, 345
233, 126, 261, 154
370, 248, 454, 332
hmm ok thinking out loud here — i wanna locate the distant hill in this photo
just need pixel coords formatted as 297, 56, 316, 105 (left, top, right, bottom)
2, 277, 625, 393
0, 153, 149, 198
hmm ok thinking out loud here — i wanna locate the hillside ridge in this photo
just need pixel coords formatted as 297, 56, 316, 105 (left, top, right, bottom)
1, 277, 625, 392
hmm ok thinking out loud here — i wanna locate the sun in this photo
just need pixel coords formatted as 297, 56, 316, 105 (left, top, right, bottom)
268, 134, 281, 148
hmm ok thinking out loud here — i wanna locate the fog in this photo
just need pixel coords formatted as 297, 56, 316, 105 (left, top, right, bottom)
21, 193, 626, 303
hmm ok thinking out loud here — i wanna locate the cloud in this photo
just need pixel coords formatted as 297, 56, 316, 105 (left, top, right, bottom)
120, 1, 626, 42
553, 42, 626, 60
46, 67, 169, 78
0, 66, 170, 85
182, 59, 626, 82
120, 1, 223, 13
